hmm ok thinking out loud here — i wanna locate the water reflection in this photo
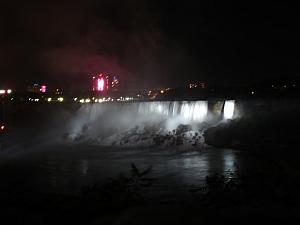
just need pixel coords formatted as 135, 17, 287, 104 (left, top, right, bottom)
164, 149, 237, 188
223, 149, 236, 174
1, 146, 239, 195
80, 159, 89, 176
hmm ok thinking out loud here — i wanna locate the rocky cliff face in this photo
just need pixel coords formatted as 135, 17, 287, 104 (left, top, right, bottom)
204, 98, 300, 149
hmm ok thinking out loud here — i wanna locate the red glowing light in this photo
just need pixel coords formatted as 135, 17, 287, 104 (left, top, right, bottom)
41, 85, 46, 93
97, 78, 105, 91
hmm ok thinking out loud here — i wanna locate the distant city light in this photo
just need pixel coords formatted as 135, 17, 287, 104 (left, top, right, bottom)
47, 98, 52, 102
55, 89, 62, 95
57, 97, 64, 102
1, 125, 4, 130
40, 85, 46, 93
188, 83, 205, 89
0, 89, 12, 94
85, 98, 91, 103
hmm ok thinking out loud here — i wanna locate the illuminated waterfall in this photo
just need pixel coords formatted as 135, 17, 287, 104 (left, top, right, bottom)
68, 100, 237, 145
76, 100, 237, 124
137, 101, 208, 122
223, 100, 235, 119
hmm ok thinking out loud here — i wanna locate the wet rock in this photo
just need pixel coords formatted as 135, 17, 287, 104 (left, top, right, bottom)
153, 136, 166, 146
203, 124, 233, 148
176, 124, 192, 135
176, 136, 183, 145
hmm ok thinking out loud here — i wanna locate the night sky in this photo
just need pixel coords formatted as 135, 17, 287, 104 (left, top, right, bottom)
0, 0, 299, 91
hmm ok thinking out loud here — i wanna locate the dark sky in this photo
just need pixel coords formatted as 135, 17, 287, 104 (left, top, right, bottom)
0, 0, 299, 91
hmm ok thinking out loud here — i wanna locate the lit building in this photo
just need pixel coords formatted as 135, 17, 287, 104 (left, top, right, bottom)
0, 89, 12, 95
93, 74, 106, 93
111, 75, 120, 92
55, 89, 62, 95
40, 85, 47, 93
27, 84, 47, 93
199, 82, 206, 88
92, 74, 120, 94
33, 84, 40, 93
188, 82, 206, 89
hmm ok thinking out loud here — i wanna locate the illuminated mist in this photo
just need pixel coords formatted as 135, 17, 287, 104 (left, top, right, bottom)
66, 101, 225, 147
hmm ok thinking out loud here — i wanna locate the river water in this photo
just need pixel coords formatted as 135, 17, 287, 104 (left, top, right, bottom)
0, 144, 240, 198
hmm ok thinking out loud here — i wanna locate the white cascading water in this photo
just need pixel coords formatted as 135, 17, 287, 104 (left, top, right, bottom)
223, 100, 235, 119
67, 101, 210, 147
67, 100, 236, 147
137, 101, 208, 122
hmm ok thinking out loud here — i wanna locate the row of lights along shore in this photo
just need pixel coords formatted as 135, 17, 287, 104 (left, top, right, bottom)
24, 96, 134, 103
75, 97, 134, 103
0, 89, 12, 95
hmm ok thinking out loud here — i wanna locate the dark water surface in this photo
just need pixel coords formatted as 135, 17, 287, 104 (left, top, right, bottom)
0, 145, 240, 198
